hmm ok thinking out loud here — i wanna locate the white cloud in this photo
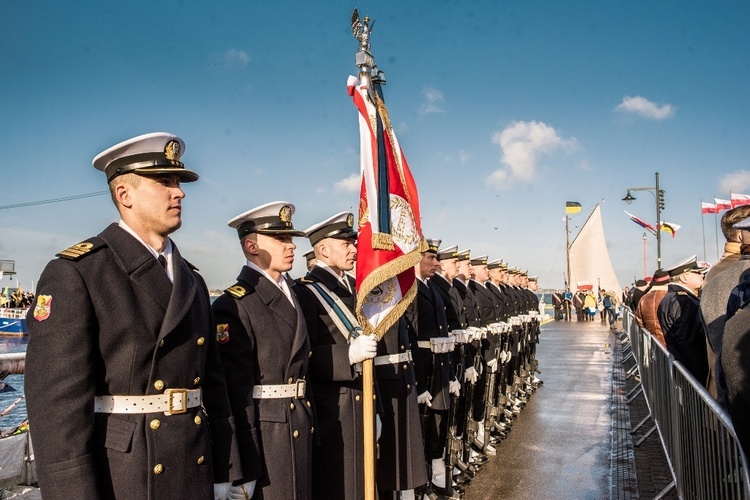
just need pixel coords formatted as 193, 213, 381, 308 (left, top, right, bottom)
720, 170, 750, 193
210, 49, 250, 67
419, 87, 444, 114
458, 149, 469, 165
614, 96, 675, 120
487, 120, 578, 188
334, 173, 360, 193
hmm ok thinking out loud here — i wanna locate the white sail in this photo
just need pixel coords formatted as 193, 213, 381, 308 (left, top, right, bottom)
568, 204, 622, 298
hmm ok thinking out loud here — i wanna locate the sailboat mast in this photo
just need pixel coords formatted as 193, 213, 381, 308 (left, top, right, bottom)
565, 214, 571, 290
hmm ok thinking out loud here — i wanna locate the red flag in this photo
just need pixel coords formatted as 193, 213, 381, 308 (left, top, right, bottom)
348, 75, 426, 337
702, 202, 718, 214
731, 193, 750, 208
624, 211, 657, 235
714, 198, 731, 211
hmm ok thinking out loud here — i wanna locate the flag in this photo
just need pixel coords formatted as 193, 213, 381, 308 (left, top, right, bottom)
660, 221, 681, 238
731, 193, 750, 208
625, 211, 656, 235
715, 198, 731, 211
348, 75, 426, 337
702, 202, 718, 214
565, 201, 582, 214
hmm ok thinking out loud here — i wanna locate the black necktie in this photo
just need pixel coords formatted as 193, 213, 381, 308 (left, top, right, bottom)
157, 254, 168, 270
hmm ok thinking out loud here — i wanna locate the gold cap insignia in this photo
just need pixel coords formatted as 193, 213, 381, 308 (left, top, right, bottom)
346, 213, 354, 228
165, 140, 182, 162
279, 205, 292, 224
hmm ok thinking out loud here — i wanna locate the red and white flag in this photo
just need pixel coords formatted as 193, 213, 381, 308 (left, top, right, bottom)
702, 202, 718, 214
731, 193, 750, 208
715, 198, 732, 211
625, 211, 656, 235
348, 75, 426, 337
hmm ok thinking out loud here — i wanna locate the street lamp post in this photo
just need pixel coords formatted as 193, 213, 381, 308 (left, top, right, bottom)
623, 171, 664, 270
643, 232, 647, 279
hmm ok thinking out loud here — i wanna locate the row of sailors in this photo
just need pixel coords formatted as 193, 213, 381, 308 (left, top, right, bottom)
24, 132, 543, 500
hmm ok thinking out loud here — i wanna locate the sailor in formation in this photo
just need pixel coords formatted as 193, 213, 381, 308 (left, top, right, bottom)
25, 133, 241, 500
212, 201, 314, 499
294, 211, 380, 500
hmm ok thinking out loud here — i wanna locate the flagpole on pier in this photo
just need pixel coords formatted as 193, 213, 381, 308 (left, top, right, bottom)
701, 199, 707, 262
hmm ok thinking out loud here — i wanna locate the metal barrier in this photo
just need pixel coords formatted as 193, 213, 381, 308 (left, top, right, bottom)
622, 308, 750, 499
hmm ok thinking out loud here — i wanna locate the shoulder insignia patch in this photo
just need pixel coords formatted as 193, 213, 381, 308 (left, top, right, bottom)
677, 291, 688, 296
216, 323, 230, 344
33, 295, 53, 321
299, 277, 315, 284
56, 238, 106, 260
225, 284, 248, 299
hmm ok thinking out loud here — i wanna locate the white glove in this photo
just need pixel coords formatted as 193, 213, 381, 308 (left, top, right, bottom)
228, 481, 256, 500
214, 482, 232, 500
449, 378, 461, 396
465, 367, 478, 385
487, 358, 498, 373
348, 334, 378, 364
499, 351, 508, 363
506, 351, 513, 362
417, 391, 433, 407
376, 414, 382, 441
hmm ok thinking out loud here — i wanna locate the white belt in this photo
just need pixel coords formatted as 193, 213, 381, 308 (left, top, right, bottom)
374, 351, 413, 366
94, 388, 202, 416
253, 380, 307, 399
416, 341, 431, 349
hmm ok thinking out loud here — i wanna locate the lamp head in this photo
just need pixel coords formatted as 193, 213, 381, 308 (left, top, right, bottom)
622, 191, 636, 204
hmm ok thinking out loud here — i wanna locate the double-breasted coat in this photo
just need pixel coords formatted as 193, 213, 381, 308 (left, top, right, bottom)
295, 266, 377, 500
25, 223, 240, 500
212, 265, 314, 500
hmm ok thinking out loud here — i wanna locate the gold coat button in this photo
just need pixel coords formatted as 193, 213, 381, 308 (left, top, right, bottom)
288, 377, 294, 384
158, 339, 165, 347
306, 401, 311, 407
154, 380, 164, 391
194, 416, 202, 425
400, 345, 405, 350
150, 419, 160, 430
193, 377, 201, 386
355, 395, 361, 401
197, 337, 205, 346
308, 351, 312, 358
154, 464, 163, 475
373, 394, 377, 400
310, 427, 314, 434
197, 455, 205, 465
293, 430, 299, 438
403, 364, 408, 370
290, 403, 295, 410
407, 384, 411, 390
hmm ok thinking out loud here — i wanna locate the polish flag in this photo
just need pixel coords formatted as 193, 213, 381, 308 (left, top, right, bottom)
702, 202, 718, 215
714, 198, 732, 211
731, 193, 750, 208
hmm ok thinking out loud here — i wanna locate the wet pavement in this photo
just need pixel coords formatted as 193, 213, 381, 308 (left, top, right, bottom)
464, 319, 619, 500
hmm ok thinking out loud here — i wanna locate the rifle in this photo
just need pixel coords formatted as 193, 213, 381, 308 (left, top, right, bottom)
462, 328, 485, 466
444, 331, 469, 496
482, 324, 502, 450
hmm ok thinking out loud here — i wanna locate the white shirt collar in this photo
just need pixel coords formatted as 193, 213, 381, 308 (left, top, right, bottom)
246, 260, 295, 308
118, 220, 173, 282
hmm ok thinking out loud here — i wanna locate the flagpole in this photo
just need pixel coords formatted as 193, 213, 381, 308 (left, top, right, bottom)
715, 212, 720, 262
565, 213, 571, 290
352, 13, 379, 500
701, 199, 706, 262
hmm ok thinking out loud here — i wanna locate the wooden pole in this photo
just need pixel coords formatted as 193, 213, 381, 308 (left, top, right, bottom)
362, 357, 376, 500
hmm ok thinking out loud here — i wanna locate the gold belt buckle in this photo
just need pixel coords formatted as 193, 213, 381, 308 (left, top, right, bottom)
295, 380, 306, 399
165, 388, 188, 415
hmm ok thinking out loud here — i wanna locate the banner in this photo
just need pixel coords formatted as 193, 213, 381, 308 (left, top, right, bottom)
565, 201, 582, 214
348, 75, 426, 338
731, 193, 750, 208
715, 198, 731, 211
660, 221, 681, 238
702, 202, 718, 214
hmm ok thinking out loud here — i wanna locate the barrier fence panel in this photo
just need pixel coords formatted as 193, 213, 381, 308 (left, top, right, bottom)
672, 360, 750, 499
622, 308, 750, 499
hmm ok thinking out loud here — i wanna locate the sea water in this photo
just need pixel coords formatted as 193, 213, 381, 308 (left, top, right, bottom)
0, 336, 28, 431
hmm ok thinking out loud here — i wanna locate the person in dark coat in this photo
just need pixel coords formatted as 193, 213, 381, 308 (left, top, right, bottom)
25, 133, 241, 500
405, 239, 460, 493
212, 201, 314, 500
658, 256, 710, 386
294, 211, 380, 500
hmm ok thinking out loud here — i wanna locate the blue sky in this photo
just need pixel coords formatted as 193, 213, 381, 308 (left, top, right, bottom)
1, 1, 749, 291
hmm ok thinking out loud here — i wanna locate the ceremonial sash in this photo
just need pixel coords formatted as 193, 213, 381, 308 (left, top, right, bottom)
305, 281, 362, 342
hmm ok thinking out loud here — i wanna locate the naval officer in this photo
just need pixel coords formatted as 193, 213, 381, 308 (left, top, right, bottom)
25, 133, 241, 499
295, 211, 381, 500
212, 201, 314, 500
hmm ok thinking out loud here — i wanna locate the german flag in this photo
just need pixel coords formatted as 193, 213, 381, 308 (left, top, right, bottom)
565, 201, 582, 214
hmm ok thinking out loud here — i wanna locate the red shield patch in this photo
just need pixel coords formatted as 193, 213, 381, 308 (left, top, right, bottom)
34, 295, 53, 321
216, 323, 230, 344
